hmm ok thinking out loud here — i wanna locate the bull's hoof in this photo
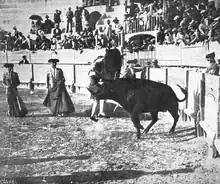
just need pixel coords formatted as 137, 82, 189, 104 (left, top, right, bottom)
140, 125, 144, 130
168, 129, 175, 135
136, 133, 141, 139
143, 128, 149, 134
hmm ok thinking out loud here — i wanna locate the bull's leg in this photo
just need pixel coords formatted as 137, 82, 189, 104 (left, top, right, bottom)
131, 105, 144, 139
168, 108, 179, 134
143, 112, 158, 134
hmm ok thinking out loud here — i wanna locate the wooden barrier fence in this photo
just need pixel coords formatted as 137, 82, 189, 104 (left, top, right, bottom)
146, 67, 220, 158
0, 63, 219, 158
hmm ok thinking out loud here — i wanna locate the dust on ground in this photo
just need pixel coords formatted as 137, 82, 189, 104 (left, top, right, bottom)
0, 86, 220, 184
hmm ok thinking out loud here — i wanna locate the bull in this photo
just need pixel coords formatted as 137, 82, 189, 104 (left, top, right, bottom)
103, 47, 124, 80
95, 78, 187, 139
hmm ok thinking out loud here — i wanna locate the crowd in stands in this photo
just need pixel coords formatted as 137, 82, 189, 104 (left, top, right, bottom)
125, 0, 220, 46
2, 4, 123, 52
82, 0, 120, 7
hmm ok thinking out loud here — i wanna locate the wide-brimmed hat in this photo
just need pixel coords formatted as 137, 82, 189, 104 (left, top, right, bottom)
152, 59, 158, 63
205, 52, 215, 59
177, 27, 183, 32
127, 59, 137, 64
48, 58, 59, 63
200, 10, 207, 14
113, 17, 119, 23
22, 55, 27, 59
4, 63, 14, 68
172, 27, 177, 32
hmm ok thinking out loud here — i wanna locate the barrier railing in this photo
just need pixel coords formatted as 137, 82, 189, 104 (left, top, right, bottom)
123, 15, 163, 34
145, 67, 220, 158
1, 61, 220, 158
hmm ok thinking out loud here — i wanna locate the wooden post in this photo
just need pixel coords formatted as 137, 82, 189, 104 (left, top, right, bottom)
72, 64, 76, 93
214, 76, 220, 156
147, 67, 150, 80
183, 70, 189, 121
217, 77, 220, 139
185, 70, 189, 109
165, 68, 168, 85
197, 73, 205, 137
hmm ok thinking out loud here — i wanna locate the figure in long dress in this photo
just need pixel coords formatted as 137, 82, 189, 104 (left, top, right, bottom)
43, 59, 75, 116
2, 63, 28, 117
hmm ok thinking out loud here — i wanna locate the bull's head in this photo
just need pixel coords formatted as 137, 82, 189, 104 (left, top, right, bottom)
104, 48, 126, 80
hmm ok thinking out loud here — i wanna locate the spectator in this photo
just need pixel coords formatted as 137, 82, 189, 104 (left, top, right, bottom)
128, 0, 139, 17
53, 24, 62, 40
44, 15, 53, 34
112, 17, 123, 46
172, 27, 178, 43
39, 36, 51, 50
175, 27, 186, 46
122, 59, 146, 79
164, 28, 174, 44
6, 32, 14, 51
19, 55, 30, 65
35, 19, 42, 31
94, 26, 106, 49
54, 10, 62, 27
75, 6, 82, 34
11, 26, 19, 38
81, 21, 95, 48
157, 26, 165, 44
30, 21, 37, 34
104, 19, 113, 43
205, 51, 219, 75
61, 34, 72, 49
50, 35, 57, 50
66, 7, 74, 33
152, 59, 160, 68
81, 5, 90, 31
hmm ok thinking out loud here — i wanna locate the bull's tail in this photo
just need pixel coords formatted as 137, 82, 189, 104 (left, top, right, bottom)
176, 85, 188, 102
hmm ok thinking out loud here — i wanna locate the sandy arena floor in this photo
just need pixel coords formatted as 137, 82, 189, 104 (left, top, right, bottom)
0, 86, 220, 184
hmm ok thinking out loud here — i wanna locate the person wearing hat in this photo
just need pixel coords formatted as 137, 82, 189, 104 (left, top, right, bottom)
122, 59, 146, 79
52, 23, 62, 40
19, 55, 30, 65
53, 9, 62, 27
112, 17, 122, 47
81, 6, 90, 31
81, 21, 95, 48
87, 56, 110, 122
75, 6, 82, 34
43, 58, 75, 116
2, 63, 28, 117
44, 15, 53, 34
205, 52, 219, 75
66, 7, 74, 33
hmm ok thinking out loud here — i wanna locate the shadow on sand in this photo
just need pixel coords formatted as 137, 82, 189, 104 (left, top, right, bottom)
9, 168, 195, 184
0, 155, 91, 166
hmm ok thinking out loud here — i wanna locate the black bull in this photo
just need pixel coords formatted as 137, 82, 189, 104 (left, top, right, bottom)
103, 48, 123, 80
95, 78, 188, 139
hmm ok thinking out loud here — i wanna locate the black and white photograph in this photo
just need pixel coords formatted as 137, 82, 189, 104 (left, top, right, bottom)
0, 0, 220, 183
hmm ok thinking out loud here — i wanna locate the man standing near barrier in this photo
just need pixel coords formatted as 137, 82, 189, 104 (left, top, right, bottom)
43, 59, 75, 117
3, 63, 28, 117
205, 51, 219, 76
122, 59, 146, 79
